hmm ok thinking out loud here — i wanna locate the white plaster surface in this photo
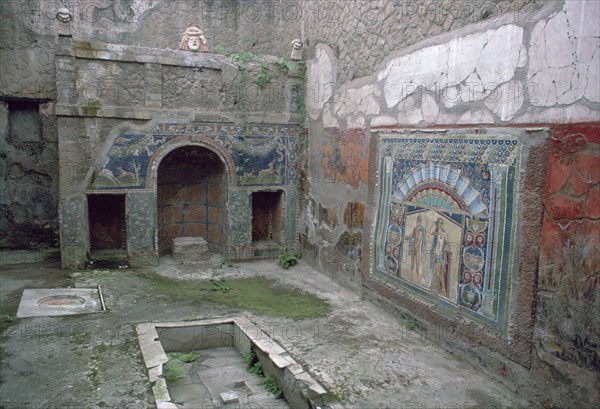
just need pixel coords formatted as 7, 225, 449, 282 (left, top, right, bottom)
16, 288, 103, 317
528, 1, 600, 106
397, 95, 424, 125
421, 93, 440, 123
484, 80, 524, 121
318, 0, 599, 129
335, 84, 381, 117
307, 44, 337, 120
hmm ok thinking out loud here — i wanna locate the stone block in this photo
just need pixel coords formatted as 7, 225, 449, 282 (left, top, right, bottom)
220, 391, 239, 404
172, 236, 209, 263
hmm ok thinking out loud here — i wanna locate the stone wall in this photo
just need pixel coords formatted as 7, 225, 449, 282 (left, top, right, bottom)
302, 0, 599, 406
1, 0, 303, 253
54, 35, 301, 267
0, 101, 59, 249
302, 0, 545, 84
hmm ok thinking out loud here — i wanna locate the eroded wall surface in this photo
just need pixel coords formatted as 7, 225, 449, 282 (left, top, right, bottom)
302, 0, 599, 406
1, 0, 303, 253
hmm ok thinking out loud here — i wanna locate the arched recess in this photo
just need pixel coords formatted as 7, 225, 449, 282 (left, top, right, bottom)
148, 137, 235, 256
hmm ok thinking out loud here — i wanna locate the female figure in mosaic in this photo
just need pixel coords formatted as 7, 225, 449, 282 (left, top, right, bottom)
430, 218, 450, 297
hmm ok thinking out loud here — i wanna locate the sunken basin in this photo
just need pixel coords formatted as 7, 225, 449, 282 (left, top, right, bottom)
137, 316, 330, 409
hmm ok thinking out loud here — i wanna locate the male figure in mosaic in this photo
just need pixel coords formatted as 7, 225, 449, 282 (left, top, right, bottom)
410, 215, 426, 282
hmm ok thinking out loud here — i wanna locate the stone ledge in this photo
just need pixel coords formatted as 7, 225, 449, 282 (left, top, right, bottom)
57, 39, 227, 70
172, 236, 209, 263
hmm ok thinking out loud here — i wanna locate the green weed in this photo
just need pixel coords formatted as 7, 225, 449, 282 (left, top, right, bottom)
173, 352, 199, 363
164, 361, 185, 383
263, 376, 283, 398
255, 63, 271, 87
405, 320, 417, 331
142, 274, 329, 319
210, 277, 231, 292
4, 314, 17, 323
276, 251, 301, 269
243, 351, 255, 366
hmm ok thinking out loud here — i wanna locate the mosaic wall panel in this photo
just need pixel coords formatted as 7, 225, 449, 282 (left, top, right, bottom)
90, 121, 298, 190
373, 132, 521, 329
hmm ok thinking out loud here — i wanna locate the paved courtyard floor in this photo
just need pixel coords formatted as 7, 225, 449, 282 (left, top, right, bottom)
0, 257, 539, 408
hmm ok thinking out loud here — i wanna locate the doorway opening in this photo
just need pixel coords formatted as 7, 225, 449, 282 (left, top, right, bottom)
157, 146, 226, 256
88, 194, 126, 259
251, 190, 284, 257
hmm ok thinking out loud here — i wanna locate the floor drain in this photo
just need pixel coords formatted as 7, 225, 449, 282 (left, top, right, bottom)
17, 287, 105, 317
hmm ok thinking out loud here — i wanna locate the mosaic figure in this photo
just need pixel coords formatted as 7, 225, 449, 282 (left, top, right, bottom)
409, 215, 426, 281
430, 218, 450, 297
375, 134, 520, 321
180, 27, 208, 52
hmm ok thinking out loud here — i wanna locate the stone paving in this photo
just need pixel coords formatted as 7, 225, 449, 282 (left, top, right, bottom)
0, 258, 539, 408
166, 347, 289, 408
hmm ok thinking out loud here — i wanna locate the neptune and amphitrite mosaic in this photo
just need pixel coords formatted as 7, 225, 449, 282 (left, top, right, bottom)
373, 133, 520, 330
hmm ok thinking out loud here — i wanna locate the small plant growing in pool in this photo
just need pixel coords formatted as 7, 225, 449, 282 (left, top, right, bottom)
4, 314, 17, 323
173, 352, 199, 363
164, 361, 185, 383
243, 351, 255, 366
263, 376, 283, 398
244, 351, 263, 375
249, 361, 263, 375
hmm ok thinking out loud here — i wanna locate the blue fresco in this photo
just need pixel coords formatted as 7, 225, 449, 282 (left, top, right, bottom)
90, 122, 299, 190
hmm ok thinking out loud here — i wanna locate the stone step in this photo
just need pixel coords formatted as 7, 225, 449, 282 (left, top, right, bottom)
172, 237, 210, 263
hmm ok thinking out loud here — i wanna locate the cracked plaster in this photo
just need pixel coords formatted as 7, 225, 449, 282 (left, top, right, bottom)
314, 0, 598, 129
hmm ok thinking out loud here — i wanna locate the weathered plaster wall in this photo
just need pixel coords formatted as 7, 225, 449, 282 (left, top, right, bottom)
302, 0, 599, 406
537, 124, 599, 380
303, 0, 545, 84
0, 101, 59, 249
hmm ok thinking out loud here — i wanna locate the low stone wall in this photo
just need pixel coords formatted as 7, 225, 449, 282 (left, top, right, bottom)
138, 317, 330, 409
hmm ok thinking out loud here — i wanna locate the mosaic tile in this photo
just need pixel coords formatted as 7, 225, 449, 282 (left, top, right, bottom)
372, 133, 521, 329
90, 122, 298, 190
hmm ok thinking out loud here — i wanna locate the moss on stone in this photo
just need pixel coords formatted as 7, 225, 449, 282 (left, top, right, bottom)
141, 273, 330, 319
74, 41, 101, 59
81, 100, 102, 116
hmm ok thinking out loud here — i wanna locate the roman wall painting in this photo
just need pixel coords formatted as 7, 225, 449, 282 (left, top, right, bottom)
373, 132, 520, 329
